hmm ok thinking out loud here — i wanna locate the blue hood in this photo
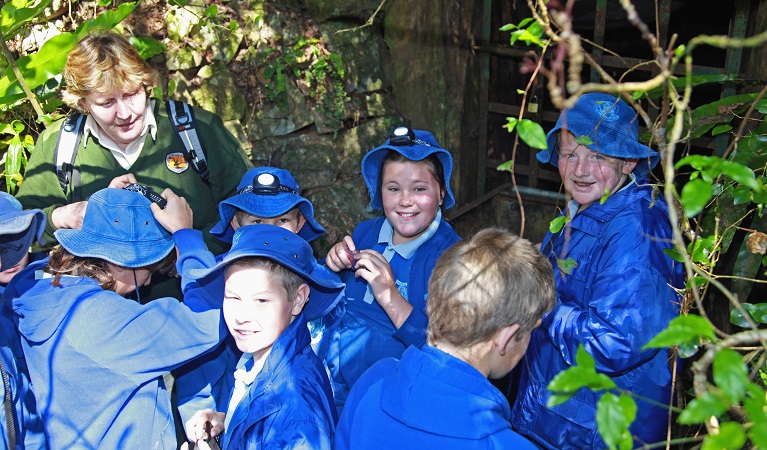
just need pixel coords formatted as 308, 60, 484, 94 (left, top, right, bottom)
379, 346, 511, 439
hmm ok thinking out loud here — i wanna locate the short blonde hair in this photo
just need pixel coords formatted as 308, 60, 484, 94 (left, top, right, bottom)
427, 228, 556, 348
61, 32, 157, 111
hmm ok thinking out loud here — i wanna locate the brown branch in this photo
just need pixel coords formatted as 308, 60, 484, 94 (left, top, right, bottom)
0, 35, 45, 119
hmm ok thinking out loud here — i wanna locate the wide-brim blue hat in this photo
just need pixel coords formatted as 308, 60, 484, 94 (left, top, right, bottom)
210, 167, 325, 243
54, 188, 174, 268
362, 129, 455, 210
536, 93, 660, 177
0, 192, 45, 269
190, 224, 343, 321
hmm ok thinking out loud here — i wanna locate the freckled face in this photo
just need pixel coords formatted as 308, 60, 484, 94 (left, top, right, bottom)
80, 87, 148, 150
381, 160, 444, 245
556, 132, 636, 209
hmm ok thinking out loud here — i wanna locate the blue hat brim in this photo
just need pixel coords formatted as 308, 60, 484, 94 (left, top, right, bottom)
361, 142, 455, 210
536, 94, 660, 177
55, 228, 174, 268
190, 225, 343, 321
211, 194, 325, 243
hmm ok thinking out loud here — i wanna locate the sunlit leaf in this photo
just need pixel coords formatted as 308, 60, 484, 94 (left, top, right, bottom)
678, 392, 729, 424
549, 215, 569, 233
504, 117, 518, 133
557, 257, 578, 275
680, 178, 713, 217
575, 135, 593, 146
129, 36, 166, 60
548, 347, 616, 407
597, 393, 636, 450
497, 160, 514, 173
517, 119, 547, 149
643, 314, 717, 349
713, 348, 747, 403
701, 422, 746, 450
748, 422, 767, 449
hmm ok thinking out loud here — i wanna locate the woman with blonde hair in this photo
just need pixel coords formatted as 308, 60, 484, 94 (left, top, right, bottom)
16, 31, 251, 261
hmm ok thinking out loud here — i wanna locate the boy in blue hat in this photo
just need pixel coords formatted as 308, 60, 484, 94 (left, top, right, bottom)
323, 127, 461, 412
0, 193, 47, 448
6, 187, 227, 449
510, 93, 684, 448
175, 167, 338, 433
209, 167, 326, 244
183, 225, 342, 449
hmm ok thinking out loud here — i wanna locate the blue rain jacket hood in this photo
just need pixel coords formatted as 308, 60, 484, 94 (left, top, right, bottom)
511, 179, 683, 448
335, 346, 537, 450
8, 231, 226, 449
222, 313, 336, 449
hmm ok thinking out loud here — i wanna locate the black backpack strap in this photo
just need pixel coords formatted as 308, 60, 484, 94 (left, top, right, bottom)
166, 100, 209, 182
54, 113, 86, 202
0, 358, 16, 449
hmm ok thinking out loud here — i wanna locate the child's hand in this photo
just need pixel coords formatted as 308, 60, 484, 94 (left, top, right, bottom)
151, 188, 194, 234
353, 249, 414, 328
185, 409, 225, 444
107, 173, 138, 188
326, 236, 358, 272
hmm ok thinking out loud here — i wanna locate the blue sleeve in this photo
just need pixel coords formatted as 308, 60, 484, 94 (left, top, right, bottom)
548, 225, 680, 376
392, 308, 427, 348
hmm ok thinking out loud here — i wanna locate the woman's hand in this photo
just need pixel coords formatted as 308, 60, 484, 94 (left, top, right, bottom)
51, 201, 88, 229
107, 173, 138, 189
185, 409, 225, 445
151, 188, 193, 234
325, 235, 358, 272
353, 249, 413, 328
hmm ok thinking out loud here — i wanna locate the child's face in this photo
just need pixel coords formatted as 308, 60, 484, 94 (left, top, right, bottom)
0, 252, 29, 284
231, 210, 306, 235
381, 160, 444, 245
223, 266, 307, 363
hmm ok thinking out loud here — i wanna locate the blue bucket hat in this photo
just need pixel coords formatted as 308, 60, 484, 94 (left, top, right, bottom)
190, 225, 343, 321
0, 192, 45, 269
361, 127, 455, 210
54, 188, 174, 268
210, 167, 325, 243
536, 93, 660, 177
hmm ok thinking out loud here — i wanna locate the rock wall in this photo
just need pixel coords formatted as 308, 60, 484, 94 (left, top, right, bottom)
125, 0, 481, 251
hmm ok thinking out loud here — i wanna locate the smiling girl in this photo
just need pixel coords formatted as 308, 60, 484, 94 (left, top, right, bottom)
322, 127, 461, 412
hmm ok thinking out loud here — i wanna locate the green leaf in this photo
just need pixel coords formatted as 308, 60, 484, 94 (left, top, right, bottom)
643, 314, 717, 349
129, 36, 166, 60
701, 422, 746, 450
549, 215, 569, 233
517, 119, 547, 149
748, 422, 767, 449
711, 124, 733, 136
597, 393, 637, 450
97, 0, 112, 6
713, 348, 748, 403
556, 257, 578, 275
547, 347, 616, 407
732, 185, 753, 205
505, 117, 518, 133
685, 275, 708, 290
678, 392, 729, 424
574, 135, 594, 146
680, 178, 713, 217
663, 247, 684, 263
204, 4, 218, 17
499, 23, 516, 32
497, 160, 514, 173
756, 99, 767, 115
730, 303, 767, 328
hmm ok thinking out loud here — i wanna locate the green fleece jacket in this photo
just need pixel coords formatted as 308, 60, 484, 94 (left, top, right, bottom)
16, 100, 252, 255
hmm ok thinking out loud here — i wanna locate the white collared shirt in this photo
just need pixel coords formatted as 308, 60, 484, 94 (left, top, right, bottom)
83, 99, 158, 170
224, 353, 258, 432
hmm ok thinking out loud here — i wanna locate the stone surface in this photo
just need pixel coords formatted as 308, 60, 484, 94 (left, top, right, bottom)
246, 78, 315, 141
317, 22, 387, 93
192, 62, 246, 121
302, 0, 381, 23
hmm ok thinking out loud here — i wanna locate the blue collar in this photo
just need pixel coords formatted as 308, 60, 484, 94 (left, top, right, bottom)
377, 209, 442, 260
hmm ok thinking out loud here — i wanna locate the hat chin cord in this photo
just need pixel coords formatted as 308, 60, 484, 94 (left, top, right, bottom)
132, 269, 141, 303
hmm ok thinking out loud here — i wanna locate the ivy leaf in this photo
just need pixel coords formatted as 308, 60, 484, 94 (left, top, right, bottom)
711, 125, 733, 136
701, 422, 746, 450
556, 257, 578, 275
643, 314, 717, 349
680, 178, 713, 217
597, 393, 637, 450
678, 392, 729, 424
505, 117, 518, 133
497, 160, 514, 173
730, 303, 767, 328
549, 215, 569, 233
129, 36, 166, 60
713, 348, 748, 403
547, 346, 616, 407
517, 118, 548, 149
575, 135, 594, 146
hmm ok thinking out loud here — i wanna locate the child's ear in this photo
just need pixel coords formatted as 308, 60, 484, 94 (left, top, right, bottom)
296, 212, 307, 231
291, 283, 310, 316
440, 189, 445, 206
229, 216, 240, 232
494, 324, 520, 356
